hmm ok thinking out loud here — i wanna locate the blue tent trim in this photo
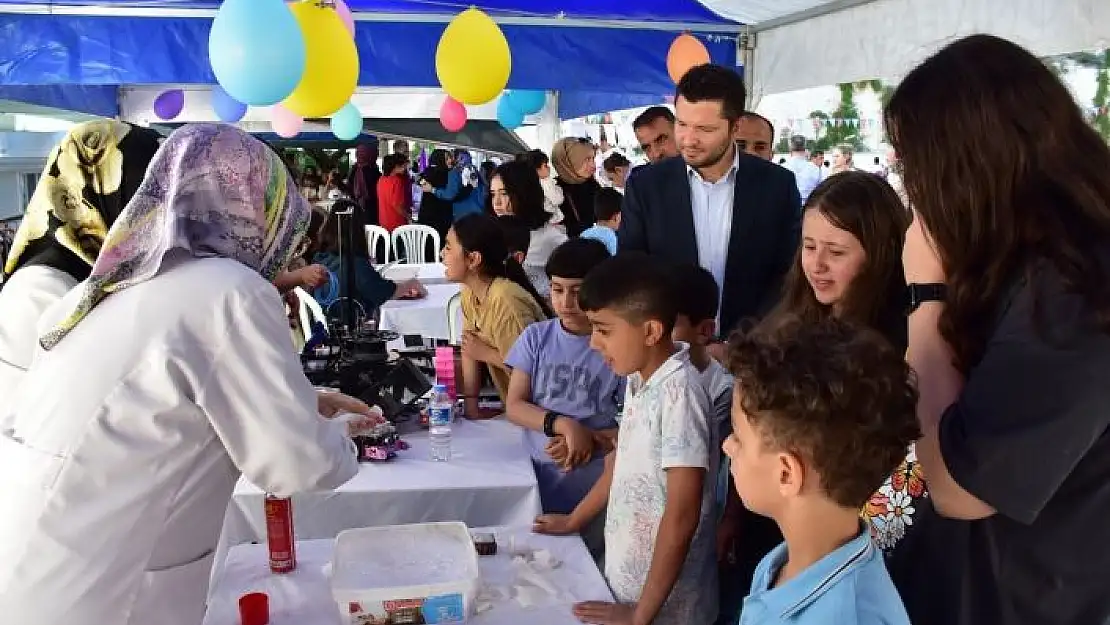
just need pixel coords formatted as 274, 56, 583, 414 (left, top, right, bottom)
0, 14, 737, 118
0, 0, 737, 25
0, 84, 119, 117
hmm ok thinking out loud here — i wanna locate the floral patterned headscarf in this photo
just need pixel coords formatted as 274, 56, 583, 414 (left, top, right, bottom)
3, 120, 162, 281
40, 123, 311, 350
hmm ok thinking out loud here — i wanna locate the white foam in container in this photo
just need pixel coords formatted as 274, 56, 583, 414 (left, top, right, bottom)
331, 522, 479, 624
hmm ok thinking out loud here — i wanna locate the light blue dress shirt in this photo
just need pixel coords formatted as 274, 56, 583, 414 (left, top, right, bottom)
687, 150, 740, 324
740, 526, 911, 625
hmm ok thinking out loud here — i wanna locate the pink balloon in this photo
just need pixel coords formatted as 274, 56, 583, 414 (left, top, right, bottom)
334, 0, 355, 38
271, 104, 303, 138
440, 96, 467, 132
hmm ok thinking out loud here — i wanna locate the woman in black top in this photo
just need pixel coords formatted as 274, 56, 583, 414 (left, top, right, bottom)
417, 149, 454, 243
551, 137, 600, 236
886, 34, 1110, 625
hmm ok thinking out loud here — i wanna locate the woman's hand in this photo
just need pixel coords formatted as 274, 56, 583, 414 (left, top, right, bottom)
904, 211, 946, 284
394, 279, 426, 300
317, 391, 376, 419
461, 331, 498, 364
297, 264, 330, 290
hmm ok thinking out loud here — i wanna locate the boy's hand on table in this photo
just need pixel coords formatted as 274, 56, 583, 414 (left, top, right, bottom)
573, 601, 641, 625
532, 513, 582, 536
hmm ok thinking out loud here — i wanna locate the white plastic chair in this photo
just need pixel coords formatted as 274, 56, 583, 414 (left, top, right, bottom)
295, 287, 327, 335
365, 225, 391, 264
391, 224, 441, 264
446, 290, 463, 345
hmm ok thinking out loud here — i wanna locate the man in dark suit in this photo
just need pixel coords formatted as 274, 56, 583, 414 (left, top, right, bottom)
617, 63, 799, 625
619, 65, 800, 337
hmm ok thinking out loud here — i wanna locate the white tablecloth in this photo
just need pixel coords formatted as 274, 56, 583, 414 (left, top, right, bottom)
203, 528, 613, 625
378, 282, 462, 345
222, 419, 540, 548
377, 262, 449, 286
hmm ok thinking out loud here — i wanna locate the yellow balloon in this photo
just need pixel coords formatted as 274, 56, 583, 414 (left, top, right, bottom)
436, 8, 511, 106
282, 1, 359, 118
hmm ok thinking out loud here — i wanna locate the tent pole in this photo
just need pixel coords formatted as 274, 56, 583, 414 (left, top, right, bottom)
739, 27, 758, 110
536, 91, 562, 151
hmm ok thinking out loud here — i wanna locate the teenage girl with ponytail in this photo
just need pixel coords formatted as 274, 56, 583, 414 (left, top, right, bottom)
443, 213, 552, 419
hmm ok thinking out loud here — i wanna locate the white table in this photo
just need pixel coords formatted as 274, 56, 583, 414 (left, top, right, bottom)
378, 282, 462, 346
377, 262, 449, 286
204, 528, 613, 625
222, 419, 540, 547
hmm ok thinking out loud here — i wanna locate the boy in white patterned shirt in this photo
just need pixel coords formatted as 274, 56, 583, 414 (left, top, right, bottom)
537, 253, 718, 625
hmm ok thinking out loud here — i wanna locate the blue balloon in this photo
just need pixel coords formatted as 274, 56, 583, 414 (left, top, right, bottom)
208, 0, 306, 106
330, 102, 363, 141
497, 96, 525, 130
210, 85, 247, 122
506, 90, 546, 115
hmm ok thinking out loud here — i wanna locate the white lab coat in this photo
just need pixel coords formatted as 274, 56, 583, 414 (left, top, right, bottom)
0, 265, 78, 407
0, 253, 359, 625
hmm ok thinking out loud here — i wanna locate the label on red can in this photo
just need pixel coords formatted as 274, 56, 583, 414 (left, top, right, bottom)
264, 495, 297, 573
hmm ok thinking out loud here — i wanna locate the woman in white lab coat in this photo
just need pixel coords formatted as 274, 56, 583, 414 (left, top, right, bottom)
0, 120, 162, 402
0, 124, 361, 625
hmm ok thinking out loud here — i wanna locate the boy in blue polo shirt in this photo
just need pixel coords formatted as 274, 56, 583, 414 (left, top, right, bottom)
723, 316, 919, 625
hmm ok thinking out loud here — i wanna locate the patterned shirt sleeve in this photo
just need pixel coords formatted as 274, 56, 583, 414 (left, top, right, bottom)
660, 373, 712, 471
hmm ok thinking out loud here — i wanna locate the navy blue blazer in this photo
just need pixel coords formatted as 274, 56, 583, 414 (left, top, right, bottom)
617, 153, 801, 336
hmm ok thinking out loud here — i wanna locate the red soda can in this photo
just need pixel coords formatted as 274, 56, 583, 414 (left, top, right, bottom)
264, 494, 296, 573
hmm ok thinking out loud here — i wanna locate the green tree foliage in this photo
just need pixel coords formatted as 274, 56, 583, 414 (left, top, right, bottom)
1094, 49, 1110, 142
807, 82, 877, 152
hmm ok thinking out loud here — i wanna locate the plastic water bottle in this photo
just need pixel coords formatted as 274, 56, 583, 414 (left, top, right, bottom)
429, 384, 453, 462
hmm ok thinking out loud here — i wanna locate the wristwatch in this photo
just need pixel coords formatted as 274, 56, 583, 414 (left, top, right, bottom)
543, 411, 561, 437
907, 283, 946, 312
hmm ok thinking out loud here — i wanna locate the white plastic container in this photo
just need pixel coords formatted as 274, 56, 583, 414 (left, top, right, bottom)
331, 522, 480, 624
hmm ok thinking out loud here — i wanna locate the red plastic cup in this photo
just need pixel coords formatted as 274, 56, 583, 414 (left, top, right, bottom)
239, 592, 269, 625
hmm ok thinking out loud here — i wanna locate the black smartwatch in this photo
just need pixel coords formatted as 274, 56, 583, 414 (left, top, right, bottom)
907, 283, 946, 312
543, 411, 561, 437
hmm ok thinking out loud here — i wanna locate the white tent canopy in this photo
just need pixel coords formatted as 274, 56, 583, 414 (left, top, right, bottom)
703, 0, 1110, 105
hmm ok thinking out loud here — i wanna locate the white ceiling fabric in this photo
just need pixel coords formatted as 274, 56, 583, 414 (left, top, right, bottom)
698, 0, 1110, 99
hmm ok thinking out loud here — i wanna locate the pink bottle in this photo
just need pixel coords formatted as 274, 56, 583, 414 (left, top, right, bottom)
434, 346, 457, 400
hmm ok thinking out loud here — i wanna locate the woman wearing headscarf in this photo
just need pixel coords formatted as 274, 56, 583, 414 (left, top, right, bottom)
0, 124, 360, 625
551, 137, 601, 236
346, 141, 381, 227
0, 120, 161, 399
417, 148, 455, 242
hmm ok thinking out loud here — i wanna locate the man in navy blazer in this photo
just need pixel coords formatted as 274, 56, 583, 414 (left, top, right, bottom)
618, 66, 800, 338
617, 64, 800, 625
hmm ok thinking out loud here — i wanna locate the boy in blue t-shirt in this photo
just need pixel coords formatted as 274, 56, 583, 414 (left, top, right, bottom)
724, 316, 919, 625
504, 238, 622, 526
579, 188, 622, 255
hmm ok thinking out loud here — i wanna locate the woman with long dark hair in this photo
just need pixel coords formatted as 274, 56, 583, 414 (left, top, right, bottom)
417, 148, 454, 242
442, 213, 550, 419
884, 35, 1110, 625
489, 159, 568, 297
